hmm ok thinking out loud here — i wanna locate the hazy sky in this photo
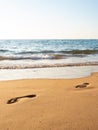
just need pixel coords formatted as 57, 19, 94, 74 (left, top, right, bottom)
0, 0, 98, 39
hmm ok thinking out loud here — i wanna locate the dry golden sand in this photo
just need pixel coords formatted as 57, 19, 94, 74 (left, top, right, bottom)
0, 72, 98, 130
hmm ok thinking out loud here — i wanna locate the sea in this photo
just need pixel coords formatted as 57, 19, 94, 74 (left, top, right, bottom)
0, 39, 98, 80
0, 39, 98, 69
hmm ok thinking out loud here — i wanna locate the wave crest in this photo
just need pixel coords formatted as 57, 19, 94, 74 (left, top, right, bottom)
0, 62, 98, 69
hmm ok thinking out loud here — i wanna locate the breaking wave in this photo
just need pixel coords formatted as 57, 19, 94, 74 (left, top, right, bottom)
0, 62, 98, 69
15, 49, 98, 55
0, 49, 98, 61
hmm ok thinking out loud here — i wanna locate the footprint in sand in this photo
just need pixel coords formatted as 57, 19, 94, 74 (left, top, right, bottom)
75, 83, 89, 88
7, 94, 36, 104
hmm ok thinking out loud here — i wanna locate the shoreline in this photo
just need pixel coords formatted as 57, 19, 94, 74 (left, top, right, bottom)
0, 65, 98, 81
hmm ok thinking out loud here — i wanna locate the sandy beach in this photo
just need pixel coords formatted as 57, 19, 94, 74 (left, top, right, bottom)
0, 72, 98, 130
0, 0, 98, 128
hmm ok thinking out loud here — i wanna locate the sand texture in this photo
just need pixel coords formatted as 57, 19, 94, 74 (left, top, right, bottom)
0, 72, 98, 130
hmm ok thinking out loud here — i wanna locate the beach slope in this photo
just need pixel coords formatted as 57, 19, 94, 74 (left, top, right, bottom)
0, 73, 98, 130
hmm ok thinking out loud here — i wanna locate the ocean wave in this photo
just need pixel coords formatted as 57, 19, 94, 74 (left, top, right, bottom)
15, 49, 98, 55
0, 49, 12, 53
0, 54, 66, 60
0, 56, 11, 60
0, 62, 98, 69
0, 49, 98, 61
15, 50, 57, 55
67, 50, 98, 54
0, 52, 97, 61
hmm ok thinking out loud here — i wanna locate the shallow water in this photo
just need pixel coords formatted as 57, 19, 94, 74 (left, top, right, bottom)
0, 66, 98, 81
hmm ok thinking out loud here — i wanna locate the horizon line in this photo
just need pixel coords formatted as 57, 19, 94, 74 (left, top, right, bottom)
0, 38, 98, 40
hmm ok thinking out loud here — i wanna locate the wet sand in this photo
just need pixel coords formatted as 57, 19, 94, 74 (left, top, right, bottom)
0, 66, 98, 81
0, 72, 98, 130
